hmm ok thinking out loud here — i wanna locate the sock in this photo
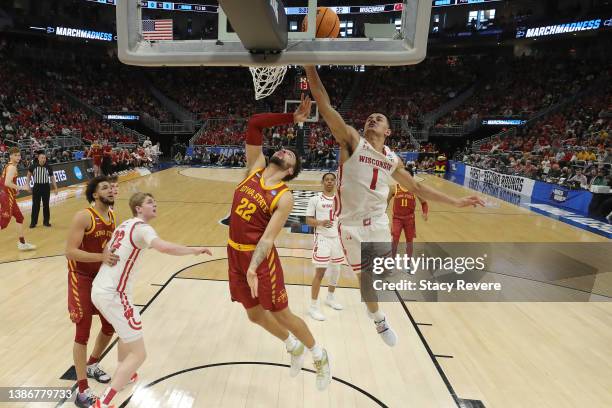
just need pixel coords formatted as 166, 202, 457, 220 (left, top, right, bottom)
19, 237, 25, 244
326, 292, 335, 301
87, 356, 99, 366
311, 299, 319, 308
284, 333, 297, 352
369, 310, 385, 323
77, 379, 89, 394
309, 343, 323, 361
101, 387, 117, 405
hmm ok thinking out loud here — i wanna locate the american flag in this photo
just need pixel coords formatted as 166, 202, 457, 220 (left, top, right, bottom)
142, 19, 173, 41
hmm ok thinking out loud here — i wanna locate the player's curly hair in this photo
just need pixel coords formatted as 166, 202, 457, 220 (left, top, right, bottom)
86, 176, 109, 204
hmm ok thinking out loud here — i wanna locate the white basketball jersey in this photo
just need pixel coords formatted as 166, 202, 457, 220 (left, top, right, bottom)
306, 192, 338, 238
93, 217, 158, 297
336, 137, 399, 224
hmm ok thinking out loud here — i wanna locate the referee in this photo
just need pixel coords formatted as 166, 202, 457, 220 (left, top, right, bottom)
27, 152, 58, 228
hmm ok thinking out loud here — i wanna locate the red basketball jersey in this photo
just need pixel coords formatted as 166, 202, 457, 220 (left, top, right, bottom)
1, 164, 17, 196
392, 184, 416, 218
68, 207, 116, 277
229, 169, 290, 245
90, 146, 103, 166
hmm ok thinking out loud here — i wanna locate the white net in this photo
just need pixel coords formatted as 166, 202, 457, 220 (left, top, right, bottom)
249, 66, 288, 100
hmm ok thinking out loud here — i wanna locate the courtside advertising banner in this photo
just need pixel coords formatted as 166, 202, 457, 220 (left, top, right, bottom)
12, 159, 94, 198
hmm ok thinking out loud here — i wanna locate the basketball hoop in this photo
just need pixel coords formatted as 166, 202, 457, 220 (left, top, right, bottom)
249, 66, 288, 100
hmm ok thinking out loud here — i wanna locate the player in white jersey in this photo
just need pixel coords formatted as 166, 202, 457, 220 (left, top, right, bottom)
305, 66, 484, 346
305, 172, 345, 321
91, 192, 211, 408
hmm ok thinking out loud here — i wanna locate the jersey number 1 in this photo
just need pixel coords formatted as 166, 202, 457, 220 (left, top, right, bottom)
370, 168, 379, 190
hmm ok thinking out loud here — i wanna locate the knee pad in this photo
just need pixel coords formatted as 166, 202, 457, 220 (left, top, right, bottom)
327, 264, 341, 287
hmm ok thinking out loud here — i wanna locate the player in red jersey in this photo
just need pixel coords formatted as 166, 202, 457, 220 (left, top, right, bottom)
88, 142, 103, 177
388, 181, 428, 258
102, 143, 113, 176
228, 95, 331, 391
1, 147, 36, 250
65, 176, 120, 408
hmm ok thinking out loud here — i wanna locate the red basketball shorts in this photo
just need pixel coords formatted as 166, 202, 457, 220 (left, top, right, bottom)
227, 243, 288, 312
0, 190, 24, 229
392, 215, 416, 242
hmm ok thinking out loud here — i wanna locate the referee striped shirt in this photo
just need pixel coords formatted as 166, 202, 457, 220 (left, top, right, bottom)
28, 163, 53, 184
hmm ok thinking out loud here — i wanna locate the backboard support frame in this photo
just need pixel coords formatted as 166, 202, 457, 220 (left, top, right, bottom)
285, 99, 319, 123
116, 0, 432, 67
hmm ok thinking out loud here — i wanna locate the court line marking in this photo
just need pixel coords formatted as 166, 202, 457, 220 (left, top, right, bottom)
55, 255, 379, 406
395, 289, 462, 407
5, 247, 610, 299
117, 361, 389, 408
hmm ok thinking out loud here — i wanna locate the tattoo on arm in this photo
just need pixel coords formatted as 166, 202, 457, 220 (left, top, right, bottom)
248, 240, 272, 272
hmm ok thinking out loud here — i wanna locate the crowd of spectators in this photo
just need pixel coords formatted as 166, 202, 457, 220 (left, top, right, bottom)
0, 52, 139, 161
460, 85, 611, 190
178, 146, 247, 168
150, 66, 354, 120
436, 54, 606, 128
48, 59, 173, 121
347, 57, 477, 127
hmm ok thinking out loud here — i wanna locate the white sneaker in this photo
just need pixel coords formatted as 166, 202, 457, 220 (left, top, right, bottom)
325, 297, 344, 310
375, 318, 398, 347
313, 349, 331, 391
288, 341, 305, 377
87, 363, 111, 383
308, 305, 326, 321
17, 242, 36, 251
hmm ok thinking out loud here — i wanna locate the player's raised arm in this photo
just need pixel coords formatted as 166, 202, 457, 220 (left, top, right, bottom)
303, 66, 359, 152
245, 192, 293, 298
244, 95, 312, 172
392, 160, 485, 208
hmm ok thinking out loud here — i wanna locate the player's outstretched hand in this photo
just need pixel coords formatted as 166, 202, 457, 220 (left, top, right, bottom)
455, 195, 486, 208
192, 247, 213, 256
102, 247, 120, 266
247, 268, 258, 299
293, 93, 312, 123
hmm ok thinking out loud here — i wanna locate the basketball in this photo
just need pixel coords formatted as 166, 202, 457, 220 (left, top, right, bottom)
301, 7, 340, 38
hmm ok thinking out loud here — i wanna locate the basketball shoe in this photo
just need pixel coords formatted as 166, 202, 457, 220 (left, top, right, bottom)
73, 388, 97, 408
87, 363, 111, 383
308, 304, 326, 321
313, 349, 331, 391
374, 317, 397, 347
17, 242, 36, 251
324, 293, 343, 310
288, 341, 305, 377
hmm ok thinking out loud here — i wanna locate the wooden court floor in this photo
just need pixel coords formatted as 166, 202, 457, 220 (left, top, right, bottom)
0, 167, 611, 408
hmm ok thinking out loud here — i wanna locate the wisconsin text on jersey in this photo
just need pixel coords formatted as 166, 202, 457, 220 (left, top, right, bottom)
358, 155, 393, 171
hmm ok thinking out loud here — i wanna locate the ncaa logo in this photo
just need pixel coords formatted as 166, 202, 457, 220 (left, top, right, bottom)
73, 167, 83, 180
